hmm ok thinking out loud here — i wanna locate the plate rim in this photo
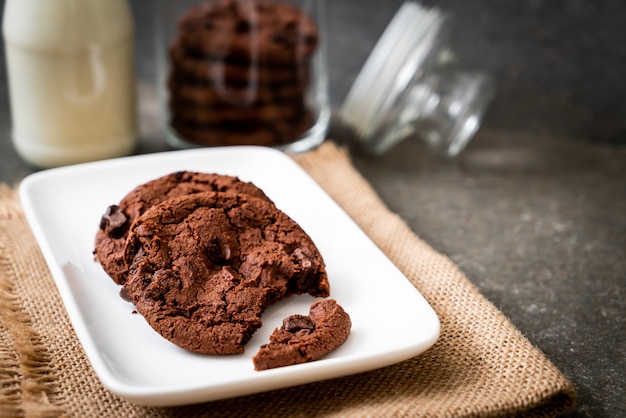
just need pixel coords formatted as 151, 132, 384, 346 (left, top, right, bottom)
18, 146, 440, 406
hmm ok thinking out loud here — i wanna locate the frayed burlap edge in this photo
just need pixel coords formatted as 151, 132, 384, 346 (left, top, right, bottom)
0, 185, 67, 418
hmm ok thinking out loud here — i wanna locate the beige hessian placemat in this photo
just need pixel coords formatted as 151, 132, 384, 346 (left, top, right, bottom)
0, 141, 575, 418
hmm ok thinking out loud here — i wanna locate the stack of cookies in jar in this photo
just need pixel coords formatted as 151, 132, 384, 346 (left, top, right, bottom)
167, 0, 319, 147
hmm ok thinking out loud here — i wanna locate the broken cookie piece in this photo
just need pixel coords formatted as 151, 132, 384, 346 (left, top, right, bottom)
253, 299, 351, 371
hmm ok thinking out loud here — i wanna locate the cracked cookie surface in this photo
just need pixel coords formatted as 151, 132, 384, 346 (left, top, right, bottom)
94, 171, 269, 285
123, 191, 329, 355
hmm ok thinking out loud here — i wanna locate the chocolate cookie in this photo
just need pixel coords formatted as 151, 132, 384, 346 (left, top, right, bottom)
169, 42, 309, 87
171, 121, 278, 146
171, 110, 313, 146
176, 0, 318, 65
253, 299, 351, 370
169, 99, 306, 124
123, 192, 330, 355
94, 171, 270, 285
167, 76, 307, 107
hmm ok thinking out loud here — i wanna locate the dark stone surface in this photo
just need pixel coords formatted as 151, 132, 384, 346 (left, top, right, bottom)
0, 0, 624, 416
340, 130, 625, 418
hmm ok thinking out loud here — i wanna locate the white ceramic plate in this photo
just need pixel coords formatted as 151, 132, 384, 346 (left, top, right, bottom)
19, 146, 439, 406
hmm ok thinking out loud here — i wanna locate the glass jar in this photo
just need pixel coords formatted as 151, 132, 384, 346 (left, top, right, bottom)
340, 2, 494, 158
154, 0, 330, 153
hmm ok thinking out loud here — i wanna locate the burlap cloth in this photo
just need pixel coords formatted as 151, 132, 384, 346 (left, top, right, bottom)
0, 141, 575, 417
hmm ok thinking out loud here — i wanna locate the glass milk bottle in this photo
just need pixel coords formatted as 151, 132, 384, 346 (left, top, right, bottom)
2, 0, 137, 168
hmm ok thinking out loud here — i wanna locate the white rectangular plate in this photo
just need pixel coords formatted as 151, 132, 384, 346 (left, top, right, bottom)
19, 146, 439, 406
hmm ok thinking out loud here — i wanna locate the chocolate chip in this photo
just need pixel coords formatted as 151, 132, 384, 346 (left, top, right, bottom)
99, 205, 128, 239
235, 20, 250, 33
119, 286, 132, 302
222, 242, 232, 260
301, 34, 316, 47
283, 314, 314, 333
293, 247, 312, 268
271, 32, 288, 45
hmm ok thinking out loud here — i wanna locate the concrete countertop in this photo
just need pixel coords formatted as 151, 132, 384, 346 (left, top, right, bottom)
0, 1, 623, 416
